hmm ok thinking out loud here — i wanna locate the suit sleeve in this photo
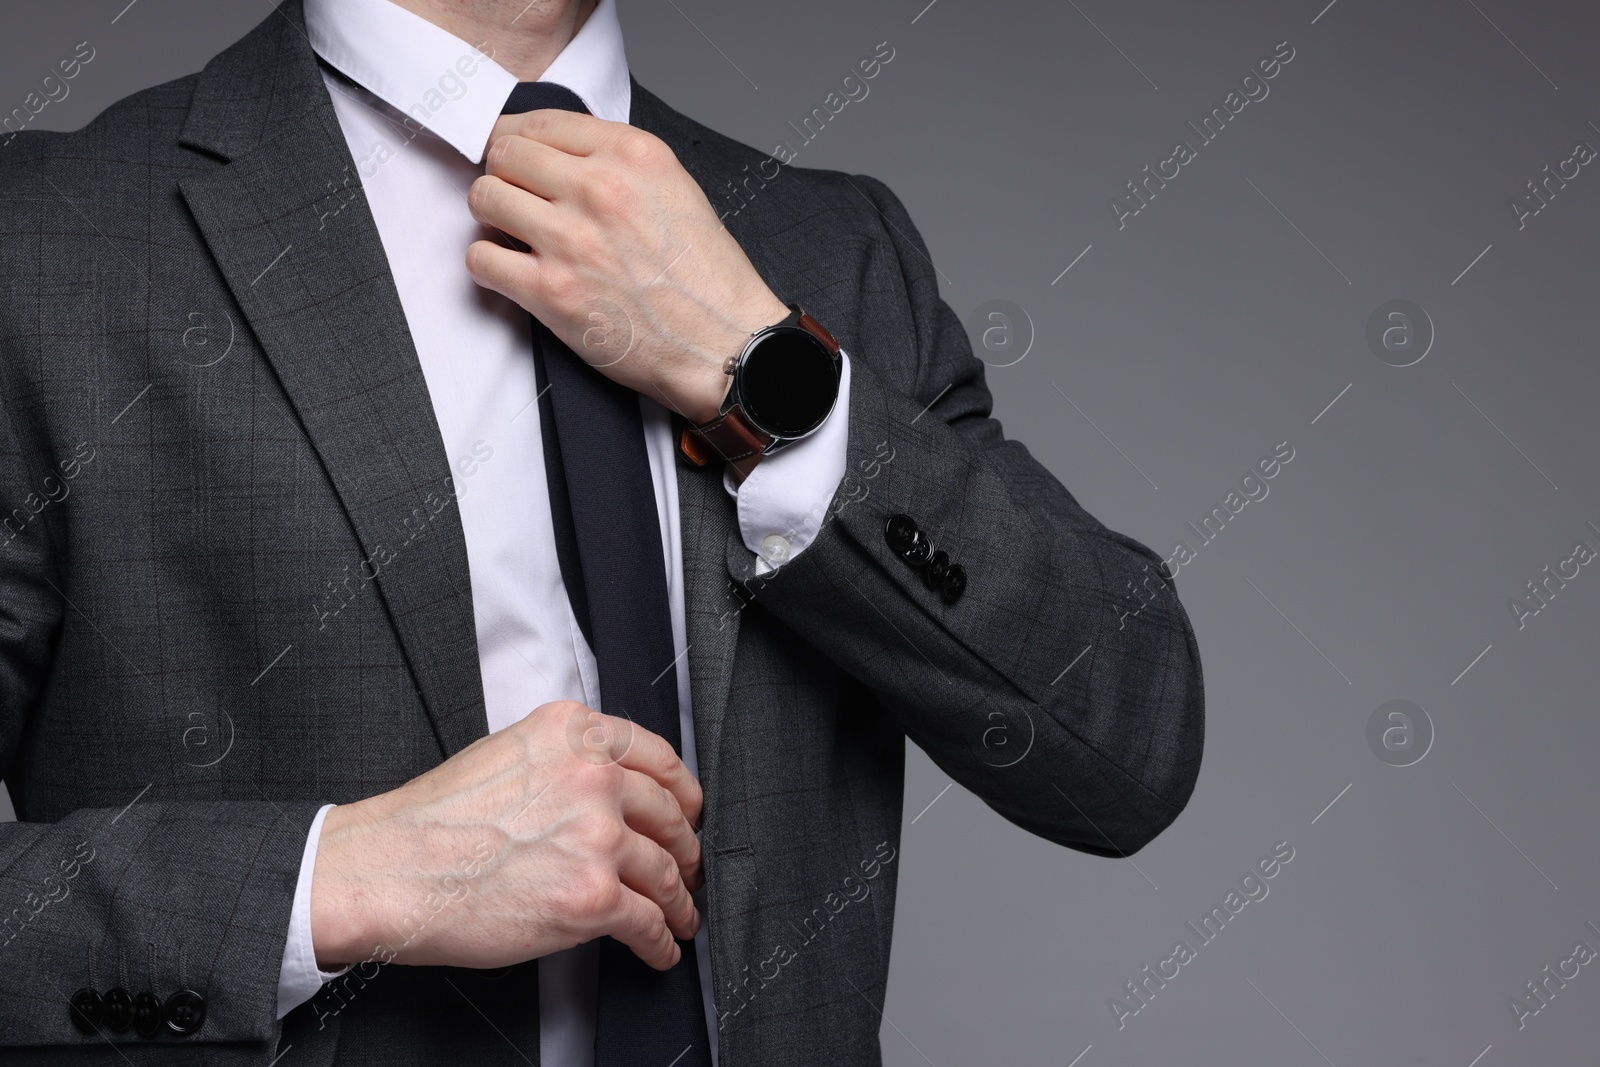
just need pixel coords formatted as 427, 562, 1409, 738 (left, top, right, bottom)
0, 390, 321, 1048
724, 173, 1205, 857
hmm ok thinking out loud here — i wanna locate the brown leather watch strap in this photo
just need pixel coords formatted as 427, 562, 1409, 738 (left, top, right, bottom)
795, 309, 840, 356
678, 408, 772, 466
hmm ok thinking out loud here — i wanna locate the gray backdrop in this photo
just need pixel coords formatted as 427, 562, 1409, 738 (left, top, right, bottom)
5, 1, 1599, 1063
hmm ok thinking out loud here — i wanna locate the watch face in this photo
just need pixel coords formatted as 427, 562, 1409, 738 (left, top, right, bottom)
738, 327, 838, 438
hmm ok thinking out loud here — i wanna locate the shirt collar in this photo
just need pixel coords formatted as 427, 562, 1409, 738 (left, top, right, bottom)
303, 0, 632, 163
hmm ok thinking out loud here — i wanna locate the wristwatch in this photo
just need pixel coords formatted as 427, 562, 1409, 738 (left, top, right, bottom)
678, 303, 842, 466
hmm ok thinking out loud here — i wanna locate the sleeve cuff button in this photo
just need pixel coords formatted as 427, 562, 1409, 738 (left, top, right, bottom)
759, 533, 792, 566
165, 989, 207, 1036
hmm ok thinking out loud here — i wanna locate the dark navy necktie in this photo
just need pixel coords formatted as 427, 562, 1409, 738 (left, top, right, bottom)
499, 81, 713, 1067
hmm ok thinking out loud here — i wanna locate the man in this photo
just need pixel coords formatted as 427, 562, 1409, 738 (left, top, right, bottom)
0, 0, 1204, 1063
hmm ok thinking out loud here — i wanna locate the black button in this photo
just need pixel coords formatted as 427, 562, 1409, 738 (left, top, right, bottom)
69, 988, 102, 1035
899, 530, 933, 567
941, 563, 967, 603
923, 550, 949, 590
165, 989, 207, 1036
884, 513, 918, 554
132, 991, 162, 1038
103, 988, 134, 1032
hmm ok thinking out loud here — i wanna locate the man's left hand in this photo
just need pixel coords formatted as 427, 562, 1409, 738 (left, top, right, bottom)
465, 109, 788, 425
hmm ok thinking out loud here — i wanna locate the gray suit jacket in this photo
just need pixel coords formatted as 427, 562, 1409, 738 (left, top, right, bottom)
0, 4, 1203, 1064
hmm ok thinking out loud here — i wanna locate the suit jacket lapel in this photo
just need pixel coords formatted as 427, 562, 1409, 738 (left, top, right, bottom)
176, 2, 488, 760
630, 83, 866, 797
631, 84, 876, 1040
628, 86, 749, 800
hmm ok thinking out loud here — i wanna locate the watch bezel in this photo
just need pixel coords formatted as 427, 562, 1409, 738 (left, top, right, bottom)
724, 317, 841, 444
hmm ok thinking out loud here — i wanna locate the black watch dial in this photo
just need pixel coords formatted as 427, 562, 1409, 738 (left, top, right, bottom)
736, 327, 838, 438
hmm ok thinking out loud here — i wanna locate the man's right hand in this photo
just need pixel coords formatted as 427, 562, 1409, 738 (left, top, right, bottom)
308, 700, 703, 972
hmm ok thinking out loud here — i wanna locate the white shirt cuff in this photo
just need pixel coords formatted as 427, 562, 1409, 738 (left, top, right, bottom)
277, 802, 350, 1019
722, 351, 852, 575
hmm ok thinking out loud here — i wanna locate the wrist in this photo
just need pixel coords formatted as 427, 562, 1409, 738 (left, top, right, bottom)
669, 355, 733, 426
310, 799, 390, 969
668, 293, 789, 425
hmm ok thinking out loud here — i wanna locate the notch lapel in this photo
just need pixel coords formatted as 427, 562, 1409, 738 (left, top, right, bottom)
176, 3, 488, 759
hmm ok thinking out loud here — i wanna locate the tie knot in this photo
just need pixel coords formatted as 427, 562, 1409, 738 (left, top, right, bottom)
502, 81, 589, 116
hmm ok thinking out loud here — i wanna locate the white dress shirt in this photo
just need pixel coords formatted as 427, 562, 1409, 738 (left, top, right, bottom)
277, 0, 852, 1062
